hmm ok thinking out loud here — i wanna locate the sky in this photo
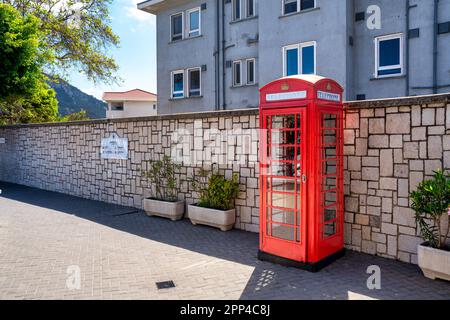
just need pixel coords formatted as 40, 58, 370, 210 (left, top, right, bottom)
68, 0, 157, 99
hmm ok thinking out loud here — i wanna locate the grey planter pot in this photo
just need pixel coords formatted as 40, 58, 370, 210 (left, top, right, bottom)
143, 198, 185, 221
418, 243, 450, 281
187, 204, 236, 231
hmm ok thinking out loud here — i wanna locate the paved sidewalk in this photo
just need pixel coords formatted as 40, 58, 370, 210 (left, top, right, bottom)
0, 182, 449, 300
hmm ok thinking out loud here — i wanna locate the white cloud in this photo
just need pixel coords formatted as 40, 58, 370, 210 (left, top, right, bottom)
125, 0, 156, 27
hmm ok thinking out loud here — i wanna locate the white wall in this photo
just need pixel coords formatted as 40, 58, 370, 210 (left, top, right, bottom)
106, 101, 157, 119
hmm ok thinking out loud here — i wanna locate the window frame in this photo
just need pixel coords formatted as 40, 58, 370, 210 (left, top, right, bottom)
187, 67, 202, 97
246, 58, 256, 85
246, 0, 256, 18
171, 70, 185, 99
187, 7, 201, 38
282, 0, 316, 16
111, 102, 124, 111
374, 33, 404, 79
170, 12, 184, 42
233, 0, 242, 21
282, 41, 316, 76
232, 60, 243, 87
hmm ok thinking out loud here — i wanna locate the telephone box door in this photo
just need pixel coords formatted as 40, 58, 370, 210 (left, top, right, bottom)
260, 108, 307, 262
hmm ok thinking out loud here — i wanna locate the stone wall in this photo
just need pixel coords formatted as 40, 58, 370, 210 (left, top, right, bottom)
0, 93, 449, 264
343, 94, 450, 264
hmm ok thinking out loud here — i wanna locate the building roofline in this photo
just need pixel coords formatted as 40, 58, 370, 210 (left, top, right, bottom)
137, 0, 166, 14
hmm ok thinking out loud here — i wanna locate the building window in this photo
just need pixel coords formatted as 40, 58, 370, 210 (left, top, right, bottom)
188, 68, 201, 97
153, 104, 157, 110
111, 102, 124, 111
283, 0, 315, 15
246, 0, 255, 18
233, 0, 242, 21
170, 12, 183, 41
187, 8, 201, 37
375, 34, 403, 77
283, 42, 316, 76
171, 70, 184, 98
233, 61, 242, 86
246, 58, 256, 85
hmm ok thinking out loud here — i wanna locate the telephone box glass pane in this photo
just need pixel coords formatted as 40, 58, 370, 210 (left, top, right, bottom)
270, 178, 299, 192
323, 161, 337, 175
272, 208, 295, 224
272, 193, 296, 210
323, 222, 336, 238
323, 114, 337, 128
322, 175, 337, 190
272, 224, 295, 241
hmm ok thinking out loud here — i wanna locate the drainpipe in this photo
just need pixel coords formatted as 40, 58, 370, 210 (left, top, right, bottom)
432, 0, 438, 94
221, 0, 227, 110
405, 0, 410, 97
215, 0, 220, 110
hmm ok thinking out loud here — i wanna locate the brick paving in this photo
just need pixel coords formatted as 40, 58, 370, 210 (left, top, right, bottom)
0, 182, 449, 300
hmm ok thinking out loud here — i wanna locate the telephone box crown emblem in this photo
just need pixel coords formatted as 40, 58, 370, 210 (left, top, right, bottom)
281, 83, 290, 91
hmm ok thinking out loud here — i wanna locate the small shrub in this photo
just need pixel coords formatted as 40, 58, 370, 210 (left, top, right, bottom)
410, 169, 450, 249
142, 155, 181, 202
191, 169, 239, 211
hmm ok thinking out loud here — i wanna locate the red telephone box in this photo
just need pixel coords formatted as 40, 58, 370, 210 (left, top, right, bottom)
258, 75, 345, 272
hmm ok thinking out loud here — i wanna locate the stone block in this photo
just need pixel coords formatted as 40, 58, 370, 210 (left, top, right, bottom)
394, 164, 409, 178
393, 206, 416, 227
355, 139, 368, 156
390, 135, 403, 148
425, 160, 442, 175
369, 118, 385, 134
409, 171, 423, 192
362, 167, 379, 181
344, 130, 355, 145
347, 156, 361, 171
382, 197, 393, 213
409, 160, 423, 171
346, 113, 359, 129
386, 113, 411, 134
355, 214, 369, 226
427, 136, 442, 159
382, 223, 398, 236
398, 235, 422, 254
351, 180, 368, 194
422, 108, 435, 126
362, 240, 377, 255
362, 157, 379, 167
372, 232, 387, 244
368, 135, 389, 148
380, 149, 393, 176
380, 178, 397, 191
403, 142, 419, 159
412, 105, 421, 126
352, 228, 362, 246
345, 196, 359, 213
387, 235, 398, 256
411, 127, 426, 141
444, 135, 450, 151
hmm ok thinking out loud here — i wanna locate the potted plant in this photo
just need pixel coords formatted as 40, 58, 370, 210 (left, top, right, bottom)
142, 155, 185, 221
188, 169, 240, 231
410, 169, 450, 281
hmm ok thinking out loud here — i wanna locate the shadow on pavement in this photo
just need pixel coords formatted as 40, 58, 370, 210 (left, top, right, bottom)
1, 181, 449, 300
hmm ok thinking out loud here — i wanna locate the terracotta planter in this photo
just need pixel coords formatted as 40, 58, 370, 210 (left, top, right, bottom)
143, 198, 185, 221
187, 204, 236, 231
418, 243, 450, 281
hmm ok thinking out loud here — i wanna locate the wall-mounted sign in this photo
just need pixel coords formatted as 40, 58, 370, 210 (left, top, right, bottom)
266, 90, 307, 102
101, 133, 128, 160
0, 138, 5, 144
317, 91, 341, 102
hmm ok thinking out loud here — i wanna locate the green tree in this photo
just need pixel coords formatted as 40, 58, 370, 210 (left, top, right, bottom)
0, 4, 59, 125
0, 81, 59, 125
2, 0, 120, 84
0, 3, 50, 100
59, 109, 90, 122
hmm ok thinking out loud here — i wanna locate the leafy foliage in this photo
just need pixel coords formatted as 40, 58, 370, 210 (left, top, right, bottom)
142, 156, 182, 202
0, 3, 50, 100
410, 170, 450, 249
3, 0, 120, 84
191, 169, 240, 211
59, 109, 89, 122
0, 81, 59, 125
